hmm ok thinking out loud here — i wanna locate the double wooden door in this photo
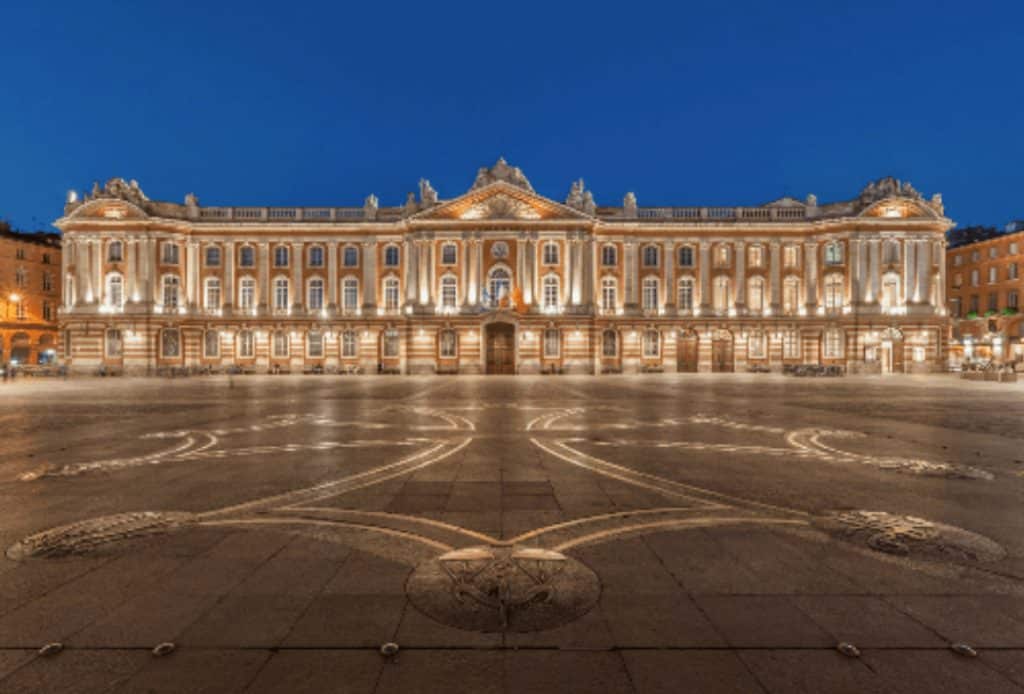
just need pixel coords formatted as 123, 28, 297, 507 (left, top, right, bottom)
711, 338, 734, 373
677, 336, 699, 372
486, 324, 515, 374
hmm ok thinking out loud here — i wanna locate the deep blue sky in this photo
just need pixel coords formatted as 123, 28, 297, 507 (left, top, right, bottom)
2, 1, 1021, 231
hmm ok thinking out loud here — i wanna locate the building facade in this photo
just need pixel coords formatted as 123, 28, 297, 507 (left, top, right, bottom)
946, 227, 1024, 366
0, 228, 61, 366
55, 161, 951, 376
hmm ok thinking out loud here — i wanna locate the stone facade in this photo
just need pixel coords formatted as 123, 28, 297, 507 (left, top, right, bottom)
0, 229, 61, 366
55, 161, 951, 375
946, 230, 1024, 366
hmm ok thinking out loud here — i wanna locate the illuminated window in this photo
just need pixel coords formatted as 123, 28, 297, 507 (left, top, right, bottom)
601, 277, 617, 312
308, 278, 324, 310
488, 268, 510, 307
783, 331, 800, 359
714, 244, 730, 266
881, 274, 900, 310
342, 277, 358, 311
824, 274, 844, 311
678, 277, 694, 311
342, 330, 358, 357
440, 275, 457, 308
204, 277, 221, 310
383, 277, 400, 311
643, 330, 660, 357
748, 332, 766, 359
237, 330, 254, 358
439, 330, 457, 358
602, 330, 617, 357
543, 328, 560, 357
913, 346, 926, 363
162, 275, 180, 309
783, 245, 799, 268
713, 276, 731, 313
783, 276, 800, 315
543, 242, 559, 265
308, 331, 324, 358
238, 277, 256, 309
204, 330, 220, 358
642, 277, 659, 310
105, 273, 124, 308
543, 275, 559, 310
273, 331, 289, 358
748, 245, 764, 268
748, 276, 765, 313
823, 329, 843, 359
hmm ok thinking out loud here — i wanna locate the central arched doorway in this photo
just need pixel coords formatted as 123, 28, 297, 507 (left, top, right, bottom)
485, 322, 515, 374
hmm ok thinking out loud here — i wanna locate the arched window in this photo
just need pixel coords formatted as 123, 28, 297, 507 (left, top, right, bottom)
107, 241, 123, 262
440, 275, 458, 309
642, 277, 659, 310
678, 277, 695, 311
273, 330, 289, 358
678, 246, 694, 267
488, 268, 511, 306
205, 246, 221, 267
204, 277, 221, 311
824, 241, 844, 265
542, 275, 560, 310
162, 275, 180, 310
273, 246, 289, 267
643, 330, 660, 357
160, 329, 180, 357
823, 329, 844, 359
239, 246, 255, 267
383, 245, 400, 267
273, 277, 289, 310
601, 277, 617, 312
713, 276, 731, 313
441, 243, 457, 266
308, 278, 324, 310
342, 330, 358, 357
601, 245, 617, 266
105, 273, 124, 308
307, 331, 324, 358
642, 245, 659, 267
343, 246, 359, 267
439, 329, 457, 358
383, 276, 400, 311
542, 242, 559, 265
747, 276, 765, 314
824, 274, 844, 311
204, 330, 220, 358
602, 330, 617, 357
237, 330, 254, 358
238, 277, 256, 309
342, 277, 359, 312
783, 276, 801, 315
308, 246, 324, 267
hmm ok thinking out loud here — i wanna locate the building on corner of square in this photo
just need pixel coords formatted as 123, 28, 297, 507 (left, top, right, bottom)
945, 222, 1024, 367
0, 225, 62, 367
54, 162, 952, 376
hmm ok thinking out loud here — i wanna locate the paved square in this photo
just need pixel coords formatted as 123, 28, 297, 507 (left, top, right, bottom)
1, 374, 1024, 693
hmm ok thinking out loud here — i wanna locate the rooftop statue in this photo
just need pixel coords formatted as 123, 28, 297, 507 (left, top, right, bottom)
470, 157, 534, 192
86, 177, 149, 204
419, 178, 438, 206
859, 176, 923, 206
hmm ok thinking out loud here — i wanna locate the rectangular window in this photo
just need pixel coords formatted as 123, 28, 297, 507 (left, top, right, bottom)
343, 331, 358, 357
1010, 242, 1019, 255
16, 301, 26, 320
543, 329, 560, 357
783, 331, 800, 359
678, 246, 694, 267
308, 247, 324, 267
239, 279, 255, 309
601, 279, 616, 312
989, 266, 998, 284
441, 279, 457, 308
950, 297, 961, 318
274, 246, 289, 267
383, 329, 400, 357
384, 280, 400, 311
970, 269, 979, 287
308, 281, 324, 310
239, 246, 255, 267
823, 331, 843, 359
204, 331, 220, 358
343, 279, 358, 311
308, 332, 324, 358
161, 329, 181, 357
678, 279, 693, 311
439, 331, 457, 358
343, 246, 358, 267
783, 245, 798, 268
748, 334, 766, 359
642, 280, 659, 311
989, 247, 998, 259
988, 293, 998, 312
913, 346, 926, 363
42, 301, 54, 321
1008, 291, 1018, 310
441, 244, 457, 265
42, 272, 53, 291
105, 329, 123, 358
162, 243, 179, 265
273, 332, 289, 358
748, 245, 764, 268
205, 247, 221, 266
643, 331, 659, 357
543, 243, 559, 265
274, 280, 289, 310
1009, 263, 1019, 280
953, 255, 963, 266
205, 279, 220, 310
969, 295, 979, 313
238, 332, 254, 358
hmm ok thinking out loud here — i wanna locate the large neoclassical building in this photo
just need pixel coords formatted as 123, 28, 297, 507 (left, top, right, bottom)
55, 160, 951, 375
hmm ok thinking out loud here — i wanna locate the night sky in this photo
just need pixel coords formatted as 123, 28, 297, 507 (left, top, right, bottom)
2, 0, 1020, 231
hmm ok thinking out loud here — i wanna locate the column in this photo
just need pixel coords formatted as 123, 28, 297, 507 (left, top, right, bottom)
327, 241, 338, 310
291, 242, 304, 310
734, 241, 746, 311
464, 238, 476, 305
61, 236, 71, 307
405, 238, 418, 303
572, 237, 584, 306
459, 239, 469, 308
903, 239, 916, 304
936, 242, 946, 310
516, 236, 525, 296
257, 242, 269, 311
868, 239, 880, 304
523, 236, 534, 306
476, 239, 484, 305
804, 242, 818, 310
92, 239, 103, 305
363, 241, 377, 310
584, 237, 595, 309
564, 236, 574, 307
849, 239, 861, 306
223, 241, 235, 311
624, 241, 638, 310
769, 241, 781, 312
125, 238, 137, 302
75, 239, 91, 305
663, 241, 675, 311
145, 238, 159, 305
916, 239, 930, 304
698, 241, 711, 311
187, 241, 200, 309
418, 240, 429, 304
426, 240, 435, 305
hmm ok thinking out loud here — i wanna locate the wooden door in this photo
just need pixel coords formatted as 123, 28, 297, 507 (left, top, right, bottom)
677, 336, 699, 372
486, 324, 515, 374
712, 337, 734, 373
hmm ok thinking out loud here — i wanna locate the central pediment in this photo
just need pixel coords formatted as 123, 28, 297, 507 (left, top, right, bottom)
411, 181, 593, 222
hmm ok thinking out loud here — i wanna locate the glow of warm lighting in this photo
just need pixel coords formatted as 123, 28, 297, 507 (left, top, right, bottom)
883, 206, 902, 218
763, 308, 772, 317
9, 293, 21, 302
103, 207, 125, 219
728, 308, 737, 317
405, 305, 413, 315
815, 306, 825, 316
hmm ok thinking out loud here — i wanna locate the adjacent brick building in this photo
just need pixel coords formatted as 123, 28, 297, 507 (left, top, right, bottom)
946, 226, 1024, 366
0, 227, 62, 366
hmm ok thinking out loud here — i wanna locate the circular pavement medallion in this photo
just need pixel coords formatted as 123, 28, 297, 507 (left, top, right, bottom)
406, 545, 601, 632
6, 511, 196, 561
818, 510, 1005, 563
